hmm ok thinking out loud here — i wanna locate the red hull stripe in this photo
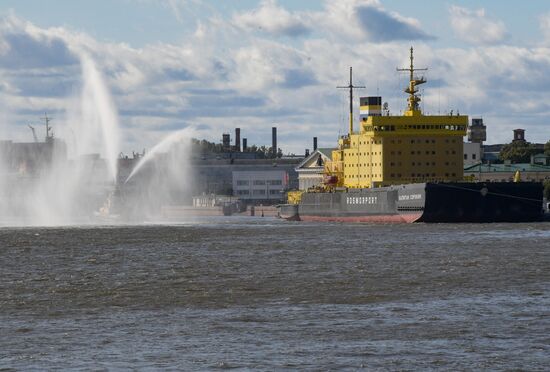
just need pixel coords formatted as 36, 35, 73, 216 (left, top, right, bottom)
299, 213, 422, 223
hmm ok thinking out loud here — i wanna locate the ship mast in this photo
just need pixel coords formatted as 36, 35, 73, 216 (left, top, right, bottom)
397, 47, 427, 116
41, 113, 53, 143
337, 67, 365, 135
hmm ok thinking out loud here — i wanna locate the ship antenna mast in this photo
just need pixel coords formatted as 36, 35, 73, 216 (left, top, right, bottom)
397, 47, 427, 115
337, 67, 365, 135
41, 113, 54, 142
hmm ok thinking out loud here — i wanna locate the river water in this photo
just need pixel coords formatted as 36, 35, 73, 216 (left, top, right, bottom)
1, 218, 549, 370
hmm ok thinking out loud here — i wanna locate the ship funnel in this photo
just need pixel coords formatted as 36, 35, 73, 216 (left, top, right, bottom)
360, 96, 382, 119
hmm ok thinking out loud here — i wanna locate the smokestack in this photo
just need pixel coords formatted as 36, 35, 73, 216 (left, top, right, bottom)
235, 128, 241, 152
222, 133, 230, 150
243, 138, 247, 151
272, 126, 277, 158
313, 137, 318, 151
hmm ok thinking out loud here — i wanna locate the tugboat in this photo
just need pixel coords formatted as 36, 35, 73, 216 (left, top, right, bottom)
279, 47, 543, 223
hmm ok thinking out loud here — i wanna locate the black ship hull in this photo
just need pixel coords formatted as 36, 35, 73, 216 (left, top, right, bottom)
279, 182, 543, 223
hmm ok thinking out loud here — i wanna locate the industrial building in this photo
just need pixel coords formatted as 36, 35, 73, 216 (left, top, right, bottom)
232, 170, 288, 202
188, 127, 301, 204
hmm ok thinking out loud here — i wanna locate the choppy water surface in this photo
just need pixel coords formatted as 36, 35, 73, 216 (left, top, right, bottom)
1, 218, 549, 370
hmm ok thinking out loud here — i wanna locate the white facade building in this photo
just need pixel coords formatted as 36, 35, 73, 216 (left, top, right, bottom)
295, 148, 334, 190
232, 170, 288, 201
463, 142, 482, 166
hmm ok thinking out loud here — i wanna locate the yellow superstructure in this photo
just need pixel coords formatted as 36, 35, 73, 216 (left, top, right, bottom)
325, 47, 468, 188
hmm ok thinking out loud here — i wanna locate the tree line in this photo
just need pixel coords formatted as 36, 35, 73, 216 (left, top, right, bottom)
499, 140, 550, 163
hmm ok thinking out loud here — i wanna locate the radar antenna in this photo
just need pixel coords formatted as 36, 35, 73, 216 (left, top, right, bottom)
397, 47, 427, 114
337, 67, 365, 135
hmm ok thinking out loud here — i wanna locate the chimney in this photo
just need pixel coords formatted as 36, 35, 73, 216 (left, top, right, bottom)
313, 137, 318, 151
305, 149, 310, 157
272, 126, 277, 158
242, 138, 247, 151
235, 128, 241, 152
222, 133, 230, 150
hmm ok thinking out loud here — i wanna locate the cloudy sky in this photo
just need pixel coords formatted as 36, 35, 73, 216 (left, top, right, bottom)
1, 0, 550, 156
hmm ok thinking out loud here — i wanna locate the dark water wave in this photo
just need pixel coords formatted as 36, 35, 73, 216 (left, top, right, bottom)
1, 218, 549, 369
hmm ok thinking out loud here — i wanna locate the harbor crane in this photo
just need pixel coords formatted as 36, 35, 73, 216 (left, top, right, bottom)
28, 124, 38, 143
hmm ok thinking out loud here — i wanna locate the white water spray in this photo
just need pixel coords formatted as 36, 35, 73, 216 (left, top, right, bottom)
0, 55, 120, 226
0, 54, 199, 225
126, 127, 195, 183
78, 55, 120, 183
118, 127, 197, 220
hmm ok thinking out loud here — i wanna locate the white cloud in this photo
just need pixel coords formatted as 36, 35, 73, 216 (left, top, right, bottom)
232, 0, 433, 42
449, 5, 507, 45
232, 0, 310, 37
315, 0, 434, 42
